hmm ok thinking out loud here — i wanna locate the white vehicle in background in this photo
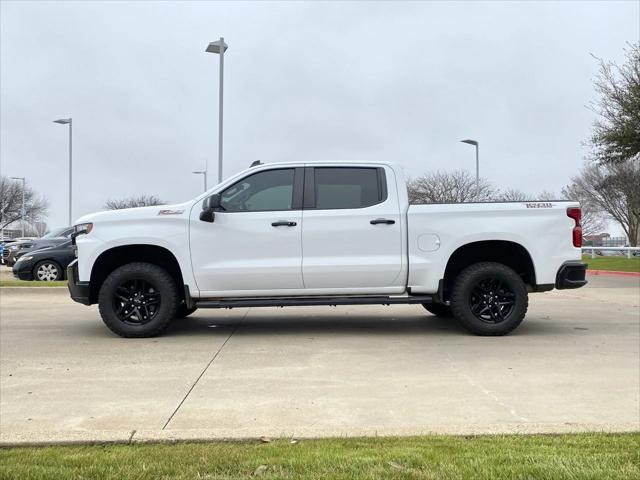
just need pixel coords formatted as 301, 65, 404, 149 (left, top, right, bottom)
68, 161, 586, 338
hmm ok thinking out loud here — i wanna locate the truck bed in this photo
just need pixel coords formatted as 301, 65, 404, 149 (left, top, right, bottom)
406, 201, 581, 293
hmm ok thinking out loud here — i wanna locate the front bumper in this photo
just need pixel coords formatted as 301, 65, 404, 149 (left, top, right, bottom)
67, 259, 91, 305
12, 255, 36, 280
4, 252, 18, 267
12, 264, 34, 280
555, 261, 588, 289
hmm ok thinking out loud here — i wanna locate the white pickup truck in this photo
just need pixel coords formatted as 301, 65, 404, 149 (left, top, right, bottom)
68, 161, 586, 338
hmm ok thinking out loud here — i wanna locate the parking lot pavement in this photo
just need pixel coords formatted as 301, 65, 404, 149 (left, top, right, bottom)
1, 275, 638, 445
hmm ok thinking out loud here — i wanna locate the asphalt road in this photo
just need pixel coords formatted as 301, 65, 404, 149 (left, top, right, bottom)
0, 274, 638, 445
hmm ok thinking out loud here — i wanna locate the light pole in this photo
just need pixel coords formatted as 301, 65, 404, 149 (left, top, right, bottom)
192, 170, 207, 192
206, 37, 228, 184
10, 177, 25, 237
54, 118, 73, 225
461, 139, 479, 191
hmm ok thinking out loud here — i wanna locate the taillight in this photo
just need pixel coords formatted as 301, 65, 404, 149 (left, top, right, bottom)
567, 207, 582, 247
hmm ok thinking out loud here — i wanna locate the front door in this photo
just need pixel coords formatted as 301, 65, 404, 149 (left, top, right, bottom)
190, 167, 304, 296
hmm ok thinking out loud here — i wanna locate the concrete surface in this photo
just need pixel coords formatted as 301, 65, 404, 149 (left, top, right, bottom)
0, 274, 638, 445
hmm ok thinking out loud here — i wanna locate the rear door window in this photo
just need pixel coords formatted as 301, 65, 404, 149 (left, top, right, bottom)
313, 167, 386, 209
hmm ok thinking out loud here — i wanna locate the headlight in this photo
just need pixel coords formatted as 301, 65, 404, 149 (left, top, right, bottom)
73, 223, 93, 236
17, 255, 32, 262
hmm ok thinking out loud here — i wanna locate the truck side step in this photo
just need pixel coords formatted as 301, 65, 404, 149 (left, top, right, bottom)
195, 295, 434, 309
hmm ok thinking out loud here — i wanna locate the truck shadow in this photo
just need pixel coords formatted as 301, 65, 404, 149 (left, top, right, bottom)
167, 313, 467, 337
71, 310, 568, 338
163, 313, 567, 338
163, 312, 569, 338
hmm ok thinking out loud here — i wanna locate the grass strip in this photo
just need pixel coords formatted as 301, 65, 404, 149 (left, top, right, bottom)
0, 280, 68, 287
582, 254, 640, 273
1, 433, 638, 480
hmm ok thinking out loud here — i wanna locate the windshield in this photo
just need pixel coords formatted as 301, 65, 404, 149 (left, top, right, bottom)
42, 227, 71, 238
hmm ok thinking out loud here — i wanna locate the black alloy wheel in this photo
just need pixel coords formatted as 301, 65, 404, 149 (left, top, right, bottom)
468, 276, 516, 324
112, 279, 161, 326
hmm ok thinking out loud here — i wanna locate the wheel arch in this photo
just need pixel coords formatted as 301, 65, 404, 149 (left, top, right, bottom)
89, 244, 185, 304
441, 240, 536, 301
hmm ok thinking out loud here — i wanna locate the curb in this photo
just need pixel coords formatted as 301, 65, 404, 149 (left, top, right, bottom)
587, 269, 640, 278
2, 423, 639, 447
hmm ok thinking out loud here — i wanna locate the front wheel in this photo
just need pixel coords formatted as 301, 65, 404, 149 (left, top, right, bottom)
34, 260, 63, 281
450, 262, 528, 336
98, 262, 179, 338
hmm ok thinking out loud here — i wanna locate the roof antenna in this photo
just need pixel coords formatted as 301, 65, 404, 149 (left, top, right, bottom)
250, 160, 262, 167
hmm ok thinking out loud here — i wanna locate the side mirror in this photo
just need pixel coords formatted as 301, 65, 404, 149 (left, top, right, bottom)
199, 194, 222, 223
202, 194, 222, 211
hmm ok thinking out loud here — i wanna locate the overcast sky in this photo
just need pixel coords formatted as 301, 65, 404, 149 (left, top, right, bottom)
1, 1, 639, 229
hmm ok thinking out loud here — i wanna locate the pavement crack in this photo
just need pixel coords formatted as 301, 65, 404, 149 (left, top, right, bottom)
162, 316, 245, 430
445, 352, 530, 423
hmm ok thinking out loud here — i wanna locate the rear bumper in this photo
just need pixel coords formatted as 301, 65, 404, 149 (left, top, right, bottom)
67, 259, 91, 305
555, 261, 588, 289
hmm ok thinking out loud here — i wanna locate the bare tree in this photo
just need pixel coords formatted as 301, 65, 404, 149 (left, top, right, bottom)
33, 221, 49, 237
562, 156, 639, 245
536, 190, 559, 201
497, 189, 532, 201
0, 176, 49, 230
496, 189, 558, 202
104, 194, 166, 210
590, 43, 640, 165
407, 170, 497, 204
561, 182, 607, 237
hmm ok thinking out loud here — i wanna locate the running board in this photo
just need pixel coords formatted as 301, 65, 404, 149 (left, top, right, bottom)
195, 295, 434, 309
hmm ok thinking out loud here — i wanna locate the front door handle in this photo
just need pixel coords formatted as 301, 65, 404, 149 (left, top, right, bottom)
370, 218, 395, 225
271, 221, 297, 227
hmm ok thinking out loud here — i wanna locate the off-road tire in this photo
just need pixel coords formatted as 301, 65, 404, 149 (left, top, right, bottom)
98, 262, 179, 338
450, 262, 528, 336
422, 303, 453, 317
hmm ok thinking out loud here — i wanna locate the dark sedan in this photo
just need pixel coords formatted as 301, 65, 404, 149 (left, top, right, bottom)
1, 237, 36, 264
3, 227, 73, 266
12, 240, 75, 281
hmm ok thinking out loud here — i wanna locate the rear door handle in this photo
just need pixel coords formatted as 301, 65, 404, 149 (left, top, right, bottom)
370, 218, 395, 225
271, 221, 297, 227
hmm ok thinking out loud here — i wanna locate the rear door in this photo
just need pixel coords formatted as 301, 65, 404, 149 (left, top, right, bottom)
301, 165, 404, 292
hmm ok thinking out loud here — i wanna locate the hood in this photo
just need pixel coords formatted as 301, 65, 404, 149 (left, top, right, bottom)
74, 201, 195, 225
33, 238, 68, 247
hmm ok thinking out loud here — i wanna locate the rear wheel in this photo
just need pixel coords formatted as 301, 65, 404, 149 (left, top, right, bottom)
34, 260, 63, 281
98, 262, 179, 338
422, 303, 453, 317
450, 262, 528, 336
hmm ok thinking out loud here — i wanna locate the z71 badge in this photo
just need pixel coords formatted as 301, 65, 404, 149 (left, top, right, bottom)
157, 209, 184, 215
